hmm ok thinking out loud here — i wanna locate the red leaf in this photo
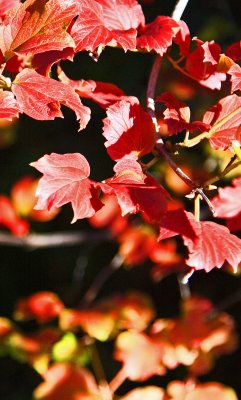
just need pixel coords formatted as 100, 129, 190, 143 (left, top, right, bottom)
184, 38, 225, 90
102, 99, 155, 160
12, 69, 90, 130
212, 177, 241, 232
158, 209, 197, 241
202, 94, 241, 150
157, 92, 209, 135
102, 156, 168, 223
58, 67, 134, 108
183, 217, 241, 272
0, 0, 77, 60
0, 195, 29, 236
30, 153, 104, 223
71, 0, 144, 53
137, 16, 179, 56
226, 41, 241, 62
173, 20, 190, 57
0, 89, 20, 120
32, 48, 75, 77
159, 210, 241, 272
228, 63, 241, 93
212, 177, 241, 219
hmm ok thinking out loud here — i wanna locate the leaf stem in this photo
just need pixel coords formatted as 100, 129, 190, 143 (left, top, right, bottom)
203, 157, 241, 188
109, 367, 127, 393
194, 193, 201, 221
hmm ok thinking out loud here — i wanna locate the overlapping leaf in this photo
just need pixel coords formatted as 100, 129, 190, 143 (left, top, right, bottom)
70, 0, 144, 52
203, 94, 241, 150
184, 217, 241, 272
102, 99, 155, 160
228, 63, 241, 93
159, 210, 241, 272
212, 177, 241, 232
12, 69, 90, 130
157, 92, 209, 135
137, 16, 179, 56
0, 0, 77, 60
58, 67, 134, 108
102, 156, 168, 223
30, 153, 104, 223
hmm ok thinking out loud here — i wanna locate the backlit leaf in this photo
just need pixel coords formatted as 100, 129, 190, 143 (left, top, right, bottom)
203, 94, 241, 150
71, 0, 144, 53
12, 69, 90, 130
0, 0, 77, 59
102, 99, 155, 160
30, 153, 103, 223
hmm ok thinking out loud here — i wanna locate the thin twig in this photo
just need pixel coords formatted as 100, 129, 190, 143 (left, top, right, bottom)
80, 254, 123, 306
0, 230, 110, 250
156, 141, 196, 188
109, 367, 127, 393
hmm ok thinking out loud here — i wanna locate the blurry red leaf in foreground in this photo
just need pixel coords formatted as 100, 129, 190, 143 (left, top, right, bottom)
14, 291, 64, 323
34, 362, 100, 400
11, 176, 59, 221
0, 195, 29, 236
115, 331, 166, 380
121, 386, 166, 400
167, 380, 238, 400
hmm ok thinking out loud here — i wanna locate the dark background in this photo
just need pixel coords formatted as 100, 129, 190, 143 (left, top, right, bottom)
0, 0, 241, 398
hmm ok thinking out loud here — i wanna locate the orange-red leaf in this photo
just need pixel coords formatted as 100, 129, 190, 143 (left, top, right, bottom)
0, 0, 77, 59
12, 69, 90, 130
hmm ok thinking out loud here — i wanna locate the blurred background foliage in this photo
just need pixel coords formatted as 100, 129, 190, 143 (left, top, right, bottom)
0, 0, 241, 399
